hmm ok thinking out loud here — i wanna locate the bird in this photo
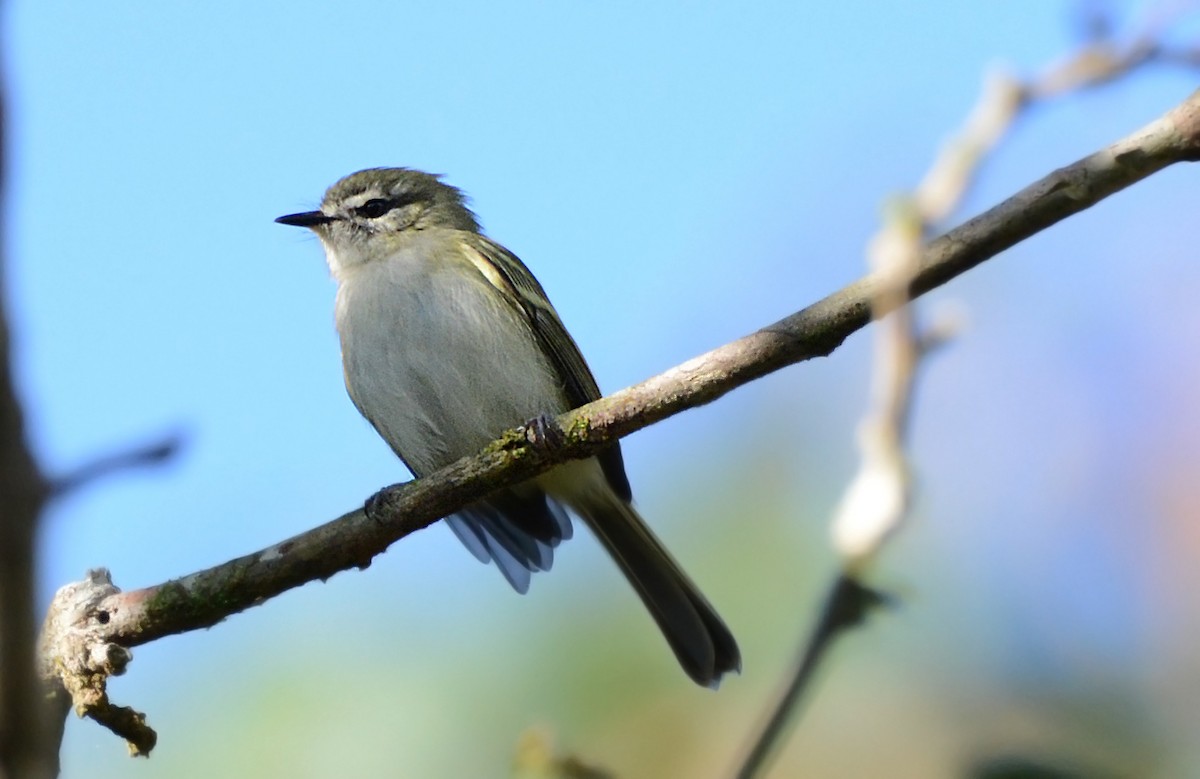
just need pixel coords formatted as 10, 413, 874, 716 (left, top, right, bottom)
276, 168, 740, 686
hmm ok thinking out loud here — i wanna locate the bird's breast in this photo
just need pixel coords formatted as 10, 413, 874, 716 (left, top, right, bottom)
334, 245, 566, 475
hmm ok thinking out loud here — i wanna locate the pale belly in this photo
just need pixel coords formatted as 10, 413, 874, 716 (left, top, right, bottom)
335, 253, 568, 476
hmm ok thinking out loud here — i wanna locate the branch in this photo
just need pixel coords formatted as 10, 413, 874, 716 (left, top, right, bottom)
735, 191, 959, 779
731, 10, 1200, 774
1041, 2, 1200, 97
40, 87, 1200, 750
0, 15, 60, 777
47, 430, 185, 500
733, 576, 890, 779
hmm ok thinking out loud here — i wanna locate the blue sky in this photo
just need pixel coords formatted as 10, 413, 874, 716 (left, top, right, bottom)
8, 1, 1200, 776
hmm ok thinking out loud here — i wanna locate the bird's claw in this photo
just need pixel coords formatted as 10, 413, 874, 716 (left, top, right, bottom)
364, 490, 389, 524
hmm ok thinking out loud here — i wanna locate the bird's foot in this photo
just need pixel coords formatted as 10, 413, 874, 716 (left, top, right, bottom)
523, 412, 564, 452
363, 489, 390, 524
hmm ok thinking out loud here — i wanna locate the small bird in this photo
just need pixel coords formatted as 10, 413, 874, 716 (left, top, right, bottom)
276, 168, 740, 686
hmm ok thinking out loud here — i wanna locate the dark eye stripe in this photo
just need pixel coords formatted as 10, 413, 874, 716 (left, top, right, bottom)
353, 192, 423, 220
354, 198, 391, 219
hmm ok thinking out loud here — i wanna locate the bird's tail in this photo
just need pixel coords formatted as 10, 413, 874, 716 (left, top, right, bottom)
573, 486, 741, 688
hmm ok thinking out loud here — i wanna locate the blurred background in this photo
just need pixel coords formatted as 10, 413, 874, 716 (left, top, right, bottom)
6, 0, 1200, 776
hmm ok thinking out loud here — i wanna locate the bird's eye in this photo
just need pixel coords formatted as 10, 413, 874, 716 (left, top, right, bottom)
355, 198, 392, 219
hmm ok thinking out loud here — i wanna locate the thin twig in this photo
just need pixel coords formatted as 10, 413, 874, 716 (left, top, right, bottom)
733, 577, 889, 779
733, 199, 937, 779
732, 9, 1200, 775
47, 430, 185, 500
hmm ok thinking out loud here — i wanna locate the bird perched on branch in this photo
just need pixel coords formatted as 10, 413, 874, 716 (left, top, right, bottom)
277, 168, 740, 686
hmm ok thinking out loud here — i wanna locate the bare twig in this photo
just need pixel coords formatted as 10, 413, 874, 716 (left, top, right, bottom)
732, 9, 1200, 775
38, 86, 1200, 752
733, 576, 890, 779
733, 197, 942, 779
830, 199, 929, 567
1035, 3, 1200, 98
47, 430, 185, 500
